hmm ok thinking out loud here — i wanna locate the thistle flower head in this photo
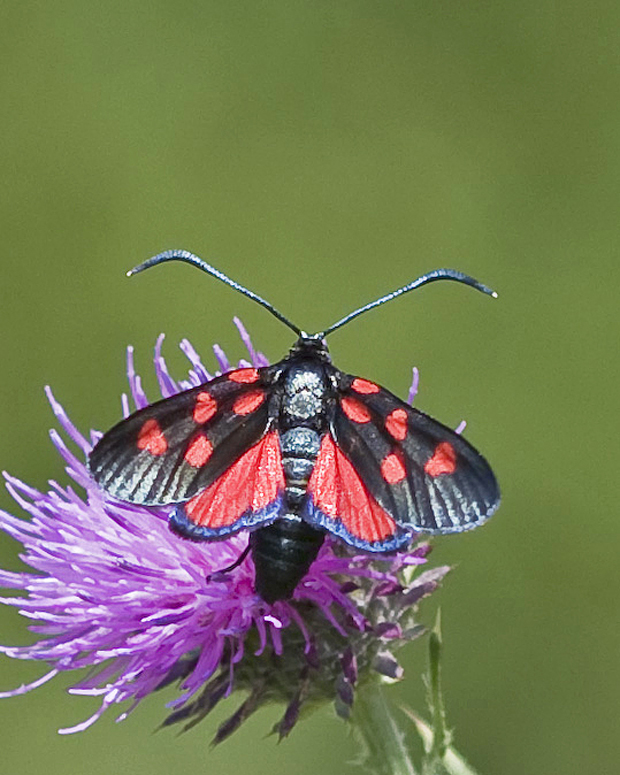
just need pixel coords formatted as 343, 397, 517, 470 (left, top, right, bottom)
0, 319, 447, 741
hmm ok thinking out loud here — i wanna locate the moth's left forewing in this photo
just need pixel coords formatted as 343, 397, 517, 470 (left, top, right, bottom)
88, 366, 277, 506
331, 374, 500, 535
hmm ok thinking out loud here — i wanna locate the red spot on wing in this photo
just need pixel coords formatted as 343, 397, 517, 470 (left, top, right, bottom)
185, 432, 283, 527
385, 408, 408, 441
193, 392, 217, 423
232, 390, 265, 415
308, 435, 397, 543
184, 434, 214, 467
351, 378, 380, 394
424, 442, 457, 477
228, 368, 259, 384
381, 453, 406, 484
341, 396, 371, 423
137, 418, 168, 456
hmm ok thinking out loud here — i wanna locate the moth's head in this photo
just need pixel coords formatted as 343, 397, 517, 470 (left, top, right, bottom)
288, 333, 331, 363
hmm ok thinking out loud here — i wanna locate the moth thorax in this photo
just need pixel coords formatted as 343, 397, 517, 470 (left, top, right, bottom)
282, 364, 327, 421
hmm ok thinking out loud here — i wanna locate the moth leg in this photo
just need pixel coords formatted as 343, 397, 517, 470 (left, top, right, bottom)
206, 543, 251, 583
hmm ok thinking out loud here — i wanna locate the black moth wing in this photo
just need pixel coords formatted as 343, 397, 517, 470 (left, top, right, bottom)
332, 373, 500, 533
88, 367, 275, 506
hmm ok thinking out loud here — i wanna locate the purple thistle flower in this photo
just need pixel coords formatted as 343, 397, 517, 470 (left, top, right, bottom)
0, 319, 448, 741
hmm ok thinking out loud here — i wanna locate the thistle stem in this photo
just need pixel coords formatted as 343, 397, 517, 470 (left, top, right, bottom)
351, 682, 418, 775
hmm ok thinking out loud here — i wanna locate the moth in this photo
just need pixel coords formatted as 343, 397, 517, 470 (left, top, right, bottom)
89, 250, 500, 602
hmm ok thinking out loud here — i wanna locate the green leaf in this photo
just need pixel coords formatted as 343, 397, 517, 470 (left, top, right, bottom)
350, 681, 419, 775
401, 710, 483, 775
426, 611, 450, 761
400, 614, 484, 775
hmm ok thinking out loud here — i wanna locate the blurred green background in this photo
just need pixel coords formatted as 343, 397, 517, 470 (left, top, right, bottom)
1, 2, 618, 774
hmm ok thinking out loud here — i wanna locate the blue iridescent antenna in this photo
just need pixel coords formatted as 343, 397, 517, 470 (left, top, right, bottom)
128, 249, 497, 339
